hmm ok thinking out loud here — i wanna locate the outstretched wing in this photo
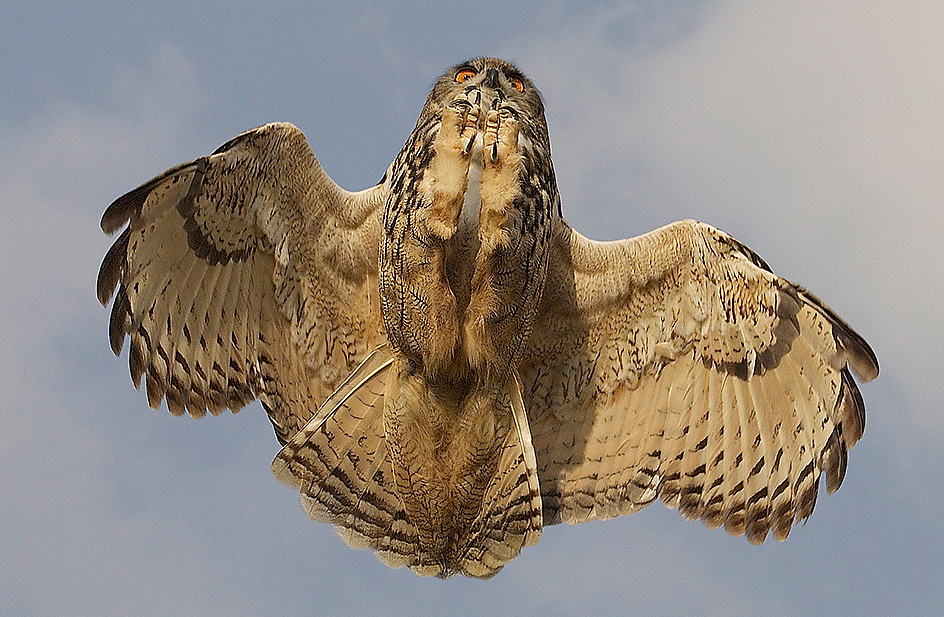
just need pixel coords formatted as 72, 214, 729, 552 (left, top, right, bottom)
98, 122, 387, 443
522, 218, 878, 543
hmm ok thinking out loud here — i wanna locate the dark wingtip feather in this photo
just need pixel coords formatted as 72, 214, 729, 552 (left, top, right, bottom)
746, 525, 769, 546
97, 228, 130, 305
795, 462, 819, 522
165, 391, 186, 417
822, 426, 848, 495
101, 160, 198, 233
771, 504, 793, 542
839, 370, 866, 445
129, 334, 146, 389
745, 504, 772, 545
108, 287, 130, 355
796, 286, 879, 382
145, 372, 166, 410
837, 327, 880, 383
101, 185, 148, 234
723, 506, 747, 538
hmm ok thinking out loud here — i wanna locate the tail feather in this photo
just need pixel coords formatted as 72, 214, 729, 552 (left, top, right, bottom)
459, 376, 543, 578
273, 349, 545, 578
272, 346, 424, 569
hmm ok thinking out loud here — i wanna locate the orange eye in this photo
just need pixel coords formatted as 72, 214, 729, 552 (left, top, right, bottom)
510, 77, 524, 93
455, 68, 477, 83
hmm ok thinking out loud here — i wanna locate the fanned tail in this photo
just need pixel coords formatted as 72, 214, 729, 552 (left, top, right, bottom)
458, 375, 543, 578
271, 345, 427, 572
273, 356, 544, 578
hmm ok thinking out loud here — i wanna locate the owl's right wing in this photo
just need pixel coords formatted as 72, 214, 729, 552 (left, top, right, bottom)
98, 122, 388, 443
522, 218, 877, 543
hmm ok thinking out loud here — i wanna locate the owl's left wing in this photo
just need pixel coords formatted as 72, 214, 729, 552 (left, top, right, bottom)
521, 218, 878, 543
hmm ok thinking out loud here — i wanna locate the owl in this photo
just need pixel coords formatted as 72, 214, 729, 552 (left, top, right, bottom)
98, 58, 878, 579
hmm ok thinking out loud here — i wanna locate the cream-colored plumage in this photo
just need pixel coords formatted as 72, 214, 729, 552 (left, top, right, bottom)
98, 123, 386, 443
523, 221, 875, 543
99, 58, 877, 579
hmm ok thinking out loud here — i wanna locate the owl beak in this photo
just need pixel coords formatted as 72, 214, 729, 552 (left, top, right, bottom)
482, 68, 501, 90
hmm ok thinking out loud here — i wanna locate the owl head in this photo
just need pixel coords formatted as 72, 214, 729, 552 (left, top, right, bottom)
417, 58, 549, 148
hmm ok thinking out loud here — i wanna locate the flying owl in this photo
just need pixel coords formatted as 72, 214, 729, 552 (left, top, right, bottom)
97, 58, 878, 579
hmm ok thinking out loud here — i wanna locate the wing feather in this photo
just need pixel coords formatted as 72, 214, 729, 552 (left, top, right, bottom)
623, 364, 672, 509
676, 362, 713, 521
98, 122, 387, 442
163, 250, 208, 416
184, 257, 226, 415
524, 218, 877, 543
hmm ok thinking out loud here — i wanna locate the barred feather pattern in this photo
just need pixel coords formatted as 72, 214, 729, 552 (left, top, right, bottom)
458, 377, 543, 577
523, 219, 877, 544
97, 122, 385, 443
271, 349, 426, 571
272, 348, 543, 579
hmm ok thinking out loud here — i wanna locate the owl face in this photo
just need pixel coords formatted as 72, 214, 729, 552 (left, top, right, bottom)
417, 58, 549, 147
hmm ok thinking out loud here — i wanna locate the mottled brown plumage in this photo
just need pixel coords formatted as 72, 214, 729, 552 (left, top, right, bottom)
98, 57, 878, 579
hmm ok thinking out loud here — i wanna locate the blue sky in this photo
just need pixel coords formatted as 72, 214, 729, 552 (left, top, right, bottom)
2, 1, 942, 615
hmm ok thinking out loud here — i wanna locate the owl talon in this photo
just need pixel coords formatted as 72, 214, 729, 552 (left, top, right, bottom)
449, 89, 485, 157
482, 108, 520, 165
464, 132, 478, 156
499, 105, 518, 120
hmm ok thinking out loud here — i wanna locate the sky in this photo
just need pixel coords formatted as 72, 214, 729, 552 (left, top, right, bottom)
2, 1, 942, 615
